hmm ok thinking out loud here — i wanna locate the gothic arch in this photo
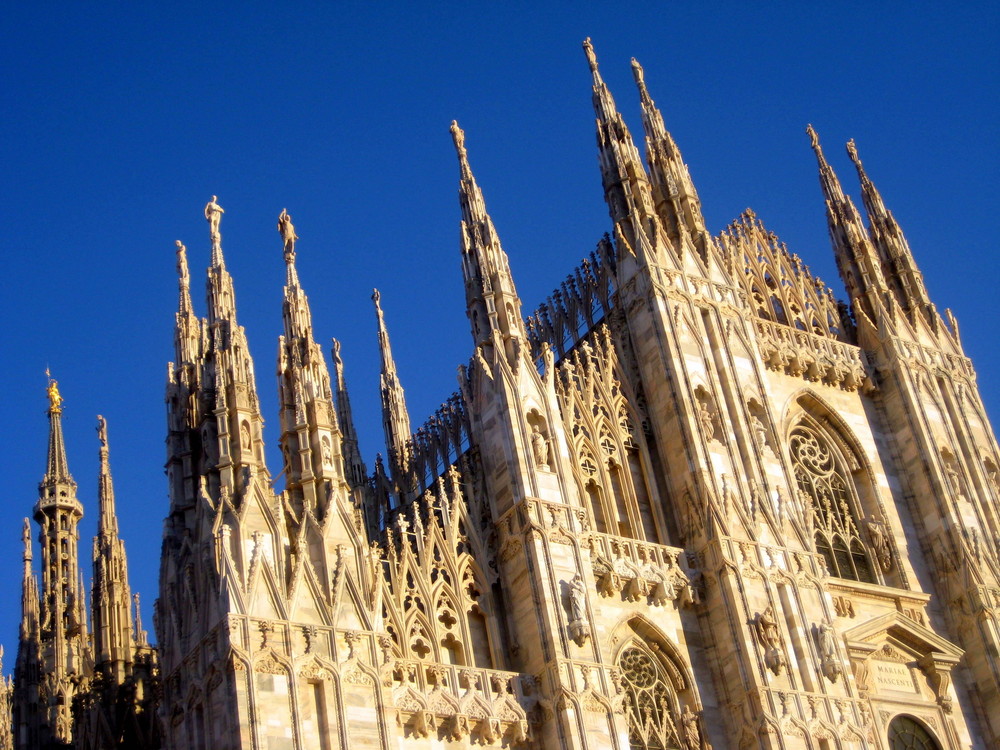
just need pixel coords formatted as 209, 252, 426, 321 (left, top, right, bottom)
886, 714, 942, 750
610, 616, 700, 750
784, 392, 881, 583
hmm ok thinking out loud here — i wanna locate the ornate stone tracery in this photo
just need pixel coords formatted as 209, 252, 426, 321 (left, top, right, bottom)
789, 423, 875, 583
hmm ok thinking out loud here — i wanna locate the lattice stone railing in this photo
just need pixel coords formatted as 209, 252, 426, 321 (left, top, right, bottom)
753, 317, 868, 391
586, 533, 699, 606
388, 660, 532, 743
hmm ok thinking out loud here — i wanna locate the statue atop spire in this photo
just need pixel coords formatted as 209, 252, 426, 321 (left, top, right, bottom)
176, 240, 190, 289
583, 37, 598, 72
278, 208, 298, 258
205, 195, 224, 241
46, 370, 62, 414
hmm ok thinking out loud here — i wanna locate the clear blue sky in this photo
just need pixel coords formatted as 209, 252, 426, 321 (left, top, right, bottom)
1, 3, 997, 660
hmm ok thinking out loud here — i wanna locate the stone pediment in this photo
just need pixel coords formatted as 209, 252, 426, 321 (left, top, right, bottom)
842, 612, 963, 712
842, 612, 963, 662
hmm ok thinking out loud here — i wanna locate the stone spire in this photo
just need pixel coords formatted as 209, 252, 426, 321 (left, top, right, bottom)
584, 39, 668, 269
173, 240, 203, 371
13, 517, 41, 750
44, 376, 72, 485
806, 125, 890, 326
450, 120, 527, 357
276, 209, 343, 517
91, 416, 134, 685
373, 289, 412, 490
31, 380, 89, 746
165, 240, 206, 517
199, 195, 269, 496
846, 139, 933, 318
631, 57, 709, 259
19, 519, 39, 642
331, 338, 367, 491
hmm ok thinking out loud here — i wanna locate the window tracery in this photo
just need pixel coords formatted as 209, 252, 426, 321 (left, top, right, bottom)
618, 644, 683, 750
718, 210, 846, 341
789, 424, 874, 582
556, 326, 665, 544
887, 715, 940, 750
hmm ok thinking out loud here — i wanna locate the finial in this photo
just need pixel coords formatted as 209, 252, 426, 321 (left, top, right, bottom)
845, 138, 861, 168
806, 124, 820, 150
331, 337, 343, 367
97, 415, 108, 447
175, 240, 190, 285
204, 194, 224, 242
277, 208, 298, 258
46, 371, 63, 413
22, 518, 31, 559
631, 57, 644, 85
582, 37, 598, 72
450, 120, 466, 157
372, 288, 382, 309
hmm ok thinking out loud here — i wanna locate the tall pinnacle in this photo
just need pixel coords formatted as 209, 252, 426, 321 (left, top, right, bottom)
91, 415, 134, 683
450, 120, 526, 351
807, 125, 889, 323
584, 39, 666, 267
332, 338, 367, 491
205, 195, 239, 325
43, 376, 74, 488
96, 416, 118, 535
276, 209, 341, 513
846, 139, 932, 315
373, 289, 412, 487
631, 57, 708, 257
20, 519, 39, 640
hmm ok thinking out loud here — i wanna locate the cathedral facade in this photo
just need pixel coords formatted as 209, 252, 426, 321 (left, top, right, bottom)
7, 39, 1000, 749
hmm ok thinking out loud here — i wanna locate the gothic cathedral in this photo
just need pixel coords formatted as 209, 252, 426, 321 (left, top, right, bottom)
6, 39, 1000, 750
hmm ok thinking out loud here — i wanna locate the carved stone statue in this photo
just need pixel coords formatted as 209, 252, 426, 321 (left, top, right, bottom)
697, 398, 715, 441
680, 705, 702, 749
755, 605, 786, 675
204, 195, 225, 238
816, 621, 841, 683
97, 415, 108, 446
277, 208, 298, 256
751, 414, 769, 451
567, 575, 591, 646
866, 515, 892, 571
531, 424, 550, 470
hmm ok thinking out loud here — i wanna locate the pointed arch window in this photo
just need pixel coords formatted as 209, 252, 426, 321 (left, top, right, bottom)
789, 424, 874, 583
618, 644, 682, 750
